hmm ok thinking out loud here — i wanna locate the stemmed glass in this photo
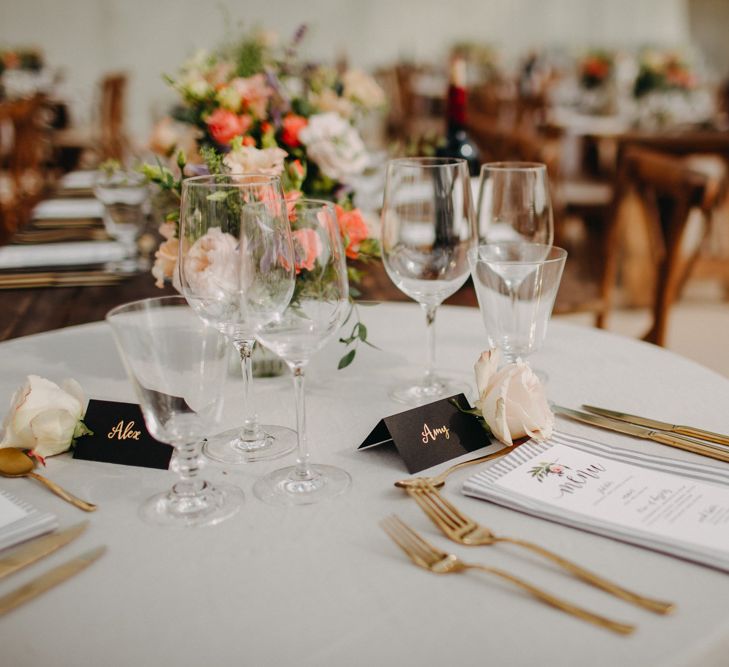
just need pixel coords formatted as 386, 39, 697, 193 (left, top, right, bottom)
468, 242, 567, 365
178, 174, 297, 464
476, 162, 554, 244
381, 157, 477, 405
251, 200, 351, 505
107, 296, 243, 526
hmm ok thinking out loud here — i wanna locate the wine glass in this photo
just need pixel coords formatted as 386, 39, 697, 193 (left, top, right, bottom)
381, 157, 477, 405
178, 174, 297, 464
94, 169, 149, 273
468, 242, 567, 365
107, 296, 243, 526
476, 162, 554, 244
251, 200, 351, 505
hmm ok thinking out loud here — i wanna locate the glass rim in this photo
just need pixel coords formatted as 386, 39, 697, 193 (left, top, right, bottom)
106, 295, 190, 322
469, 242, 567, 265
480, 161, 547, 173
387, 157, 468, 169
181, 173, 281, 188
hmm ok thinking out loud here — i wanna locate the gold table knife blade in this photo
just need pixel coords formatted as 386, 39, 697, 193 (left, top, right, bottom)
553, 405, 729, 464
583, 404, 729, 448
0, 545, 106, 616
0, 522, 89, 581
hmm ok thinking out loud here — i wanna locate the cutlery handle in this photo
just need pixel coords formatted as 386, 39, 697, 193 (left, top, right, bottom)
27, 472, 97, 512
466, 563, 635, 635
498, 536, 674, 614
650, 432, 729, 463
675, 425, 729, 448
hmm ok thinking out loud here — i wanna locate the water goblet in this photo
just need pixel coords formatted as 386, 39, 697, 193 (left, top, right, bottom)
468, 242, 567, 368
476, 162, 554, 244
252, 200, 351, 505
381, 157, 477, 405
179, 174, 297, 464
106, 295, 243, 527
94, 169, 149, 273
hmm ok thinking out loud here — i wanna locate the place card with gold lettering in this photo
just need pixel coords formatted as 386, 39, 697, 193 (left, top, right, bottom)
358, 394, 494, 473
73, 399, 173, 469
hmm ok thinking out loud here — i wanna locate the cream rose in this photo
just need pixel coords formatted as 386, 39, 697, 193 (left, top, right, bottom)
299, 112, 368, 182
223, 145, 287, 176
342, 69, 386, 109
474, 349, 553, 446
180, 227, 239, 299
0, 375, 90, 458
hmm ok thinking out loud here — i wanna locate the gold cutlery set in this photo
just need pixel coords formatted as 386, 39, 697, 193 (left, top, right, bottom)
0, 522, 105, 616
383, 405, 729, 634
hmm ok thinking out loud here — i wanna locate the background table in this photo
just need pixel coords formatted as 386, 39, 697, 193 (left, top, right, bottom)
1, 303, 729, 666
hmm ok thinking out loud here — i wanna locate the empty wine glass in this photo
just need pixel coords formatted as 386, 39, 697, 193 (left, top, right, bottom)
381, 157, 477, 404
179, 175, 297, 464
476, 162, 554, 244
251, 200, 351, 505
107, 296, 243, 527
94, 169, 149, 273
468, 243, 567, 365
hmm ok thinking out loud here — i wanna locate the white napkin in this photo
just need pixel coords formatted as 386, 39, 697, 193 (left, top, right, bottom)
32, 198, 104, 220
0, 241, 126, 269
60, 170, 99, 190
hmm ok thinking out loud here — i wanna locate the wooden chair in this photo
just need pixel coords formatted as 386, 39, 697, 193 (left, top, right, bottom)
596, 147, 717, 346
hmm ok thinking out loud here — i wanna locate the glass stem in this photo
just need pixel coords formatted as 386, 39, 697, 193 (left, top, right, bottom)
422, 303, 438, 386
291, 364, 313, 480
171, 440, 205, 497
234, 338, 261, 440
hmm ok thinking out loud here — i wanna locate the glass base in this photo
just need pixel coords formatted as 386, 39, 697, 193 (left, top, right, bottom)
389, 376, 470, 406
253, 464, 351, 506
203, 424, 296, 464
140, 480, 243, 527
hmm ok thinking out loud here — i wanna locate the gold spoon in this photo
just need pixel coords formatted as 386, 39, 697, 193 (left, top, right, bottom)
0, 449, 97, 512
394, 439, 528, 490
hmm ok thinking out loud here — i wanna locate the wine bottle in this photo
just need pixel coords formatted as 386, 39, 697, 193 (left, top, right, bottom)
437, 56, 481, 176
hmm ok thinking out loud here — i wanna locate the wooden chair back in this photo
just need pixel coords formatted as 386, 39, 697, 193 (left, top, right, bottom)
98, 72, 127, 161
597, 146, 716, 346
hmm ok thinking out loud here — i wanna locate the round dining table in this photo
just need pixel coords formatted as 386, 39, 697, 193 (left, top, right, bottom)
1, 302, 729, 667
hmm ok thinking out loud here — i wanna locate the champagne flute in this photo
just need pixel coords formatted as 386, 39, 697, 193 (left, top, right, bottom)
381, 157, 477, 405
178, 174, 297, 464
107, 296, 243, 526
476, 162, 554, 244
252, 200, 351, 505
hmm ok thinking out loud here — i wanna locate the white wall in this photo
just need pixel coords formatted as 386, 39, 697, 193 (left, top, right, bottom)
0, 0, 692, 140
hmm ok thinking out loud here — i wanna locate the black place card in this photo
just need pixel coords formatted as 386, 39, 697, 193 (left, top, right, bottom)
358, 394, 494, 474
73, 399, 173, 470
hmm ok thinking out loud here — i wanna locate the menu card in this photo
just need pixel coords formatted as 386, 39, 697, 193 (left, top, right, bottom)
463, 431, 729, 572
0, 488, 57, 551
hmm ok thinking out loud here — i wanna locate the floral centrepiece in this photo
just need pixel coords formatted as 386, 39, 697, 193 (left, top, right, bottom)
144, 26, 384, 367
0, 375, 91, 460
471, 349, 554, 446
579, 51, 613, 90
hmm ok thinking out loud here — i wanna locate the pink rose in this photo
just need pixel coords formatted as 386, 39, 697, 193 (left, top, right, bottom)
181, 227, 239, 297
231, 74, 273, 118
205, 108, 251, 146
292, 228, 322, 273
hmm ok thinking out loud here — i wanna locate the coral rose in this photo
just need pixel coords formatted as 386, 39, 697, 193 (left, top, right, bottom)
205, 108, 251, 146
335, 205, 369, 259
292, 228, 322, 273
281, 114, 308, 148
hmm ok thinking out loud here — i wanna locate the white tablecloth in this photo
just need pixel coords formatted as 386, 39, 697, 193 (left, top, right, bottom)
1, 303, 729, 667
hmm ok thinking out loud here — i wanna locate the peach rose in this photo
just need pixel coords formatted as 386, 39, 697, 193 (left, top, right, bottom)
335, 205, 369, 259
223, 145, 287, 176
181, 227, 239, 298
205, 108, 252, 146
231, 74, 273, 118
474, 349, 554, 446
152, 236, 180, 289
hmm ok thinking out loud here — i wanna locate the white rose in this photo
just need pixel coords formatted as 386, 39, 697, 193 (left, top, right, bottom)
0, 375, 89, 457
474, 349, 553, 446
299, 112, 368, 182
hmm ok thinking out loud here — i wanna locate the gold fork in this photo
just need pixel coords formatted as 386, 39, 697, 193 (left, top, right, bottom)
380, 515, 635, 635
407, 485, 675, 615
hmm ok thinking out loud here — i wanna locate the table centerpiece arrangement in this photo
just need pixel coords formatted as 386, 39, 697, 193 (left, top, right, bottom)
144, 25, 385, 368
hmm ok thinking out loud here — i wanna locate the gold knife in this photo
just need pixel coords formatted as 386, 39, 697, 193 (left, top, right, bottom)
583, 404, 729, 448
0, 546, 106, 616
0, 522, 89, 581
554, 405, 729, 464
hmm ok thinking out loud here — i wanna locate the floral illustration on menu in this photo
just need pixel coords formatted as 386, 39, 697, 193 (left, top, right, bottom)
528, 461, 570, 483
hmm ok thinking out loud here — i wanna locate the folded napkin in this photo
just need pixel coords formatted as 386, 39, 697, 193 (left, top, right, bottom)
32, 198, 104, 220
0, 241, 126, 269
60, 170, 99, 190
